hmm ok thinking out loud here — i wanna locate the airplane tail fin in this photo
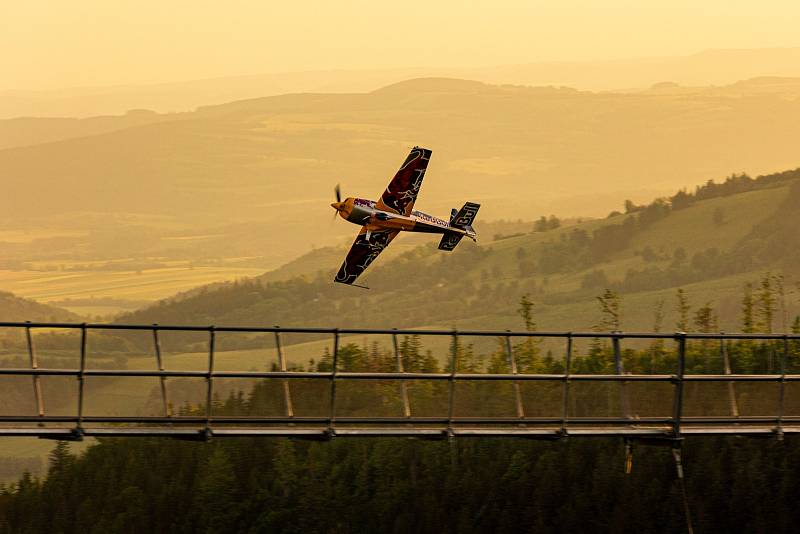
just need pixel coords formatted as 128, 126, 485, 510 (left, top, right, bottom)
438, 202, 479, 251
451, 202, 480, 229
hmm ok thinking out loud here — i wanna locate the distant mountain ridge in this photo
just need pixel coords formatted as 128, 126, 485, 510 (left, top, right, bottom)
4, 75, 800, 219
4, 47, 800, 118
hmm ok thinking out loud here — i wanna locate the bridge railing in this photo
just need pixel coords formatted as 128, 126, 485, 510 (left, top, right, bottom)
0, 321, 798, 439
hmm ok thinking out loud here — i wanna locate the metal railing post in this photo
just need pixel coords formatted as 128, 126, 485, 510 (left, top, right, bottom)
446, 330, 458, 437
204, 327, 215, 438
152, 326, 171, 417
504, 333, 525, 420
328, 329, 339, 435
274, 328, 294, 418
613, 332, 631, 419
392, 330, 411, 418
672, 333, 687, 438
720, 335, 739, 418
25, 323, 44, 418
560, 333, 573, 436
777, 336, 788, 438
75, 324, 88, 437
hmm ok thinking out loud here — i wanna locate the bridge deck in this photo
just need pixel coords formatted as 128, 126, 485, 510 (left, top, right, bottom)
0, 424, 797, 440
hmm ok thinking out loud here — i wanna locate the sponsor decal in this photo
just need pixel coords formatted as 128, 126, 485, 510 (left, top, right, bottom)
413, 210, 448, 227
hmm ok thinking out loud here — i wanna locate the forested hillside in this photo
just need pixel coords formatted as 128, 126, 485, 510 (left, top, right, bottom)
0, 292, 78, 323
117, 167, 800, 336
4, 436, 800, 534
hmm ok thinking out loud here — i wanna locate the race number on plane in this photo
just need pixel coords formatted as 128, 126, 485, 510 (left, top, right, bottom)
331, 147, 480, 287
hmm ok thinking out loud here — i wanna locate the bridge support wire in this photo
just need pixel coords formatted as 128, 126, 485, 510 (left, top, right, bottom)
392, 330, 412, 419
274, 328, 294, 419
152, 326, 171, 418
720, 336, 740, 418
24, 323, 44, 420
672, 443, 694, 534
203, 327, 215, 440
560, 334, 573, 437
328, 329, 340, 437
446, 330, 458, 439
504, 333, 525, 422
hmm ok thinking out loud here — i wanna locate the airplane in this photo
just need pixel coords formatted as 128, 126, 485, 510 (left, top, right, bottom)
331, 146, 480, 287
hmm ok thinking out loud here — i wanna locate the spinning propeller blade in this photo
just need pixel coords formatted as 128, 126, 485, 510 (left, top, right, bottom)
332, 184, 343, 221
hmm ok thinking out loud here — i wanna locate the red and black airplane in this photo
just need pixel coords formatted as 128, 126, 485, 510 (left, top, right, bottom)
331, 147, 479, 286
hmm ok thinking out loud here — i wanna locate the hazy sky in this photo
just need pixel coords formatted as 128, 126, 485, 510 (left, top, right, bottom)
4, 0, 800, 90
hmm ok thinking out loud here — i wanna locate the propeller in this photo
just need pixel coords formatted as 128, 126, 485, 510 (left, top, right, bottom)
331, 184, 344, 221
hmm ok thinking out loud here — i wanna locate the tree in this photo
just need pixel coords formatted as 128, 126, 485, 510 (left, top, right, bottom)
694, 302, 718, 333
517, 294, 536, 332
533, 215, 561, 232
675, 288, 691, 332
649, 299, 667, 370
741, 282, 755, 333
671, 189, 693, 209
756, 273, 777, 333
596, 289, 622, 332
194, 447, 239, 534
671, 247, 688, 268
652, 299, 665, 333
515, 294, 540, 371
624, 199, 640, 213
775, 273, 788, 332
47, 441, 74, 478
447, 330, 480, 373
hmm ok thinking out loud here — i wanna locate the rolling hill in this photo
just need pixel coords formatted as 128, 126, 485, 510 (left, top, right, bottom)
4, 75, 800, 270
0, 109, 177, 150
0, 291, 79, 323
117, 167, 800, 337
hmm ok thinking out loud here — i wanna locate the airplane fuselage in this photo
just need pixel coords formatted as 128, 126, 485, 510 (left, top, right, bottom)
332, 197, 475, 239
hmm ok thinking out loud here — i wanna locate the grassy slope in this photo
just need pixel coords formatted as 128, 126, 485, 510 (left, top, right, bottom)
0, 112, 179, 150
117, 176, 799, 337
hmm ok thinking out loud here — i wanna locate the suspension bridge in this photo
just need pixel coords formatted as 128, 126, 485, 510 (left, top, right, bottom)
0, 322, 798, 442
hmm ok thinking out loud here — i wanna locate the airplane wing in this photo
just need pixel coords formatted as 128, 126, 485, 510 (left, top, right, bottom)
375, 146, 431, 216
334, 227, 399, 285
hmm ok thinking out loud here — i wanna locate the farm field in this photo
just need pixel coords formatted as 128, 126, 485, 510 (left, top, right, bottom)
0, 265, 266, 317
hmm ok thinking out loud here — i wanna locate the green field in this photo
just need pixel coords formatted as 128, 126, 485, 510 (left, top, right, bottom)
0, 265, 266, 317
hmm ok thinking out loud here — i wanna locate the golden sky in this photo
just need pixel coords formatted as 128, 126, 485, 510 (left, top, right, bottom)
3, 0, 800, 90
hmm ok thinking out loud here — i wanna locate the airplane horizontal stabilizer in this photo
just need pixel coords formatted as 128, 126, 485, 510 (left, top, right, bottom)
438, 232, 464, 251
